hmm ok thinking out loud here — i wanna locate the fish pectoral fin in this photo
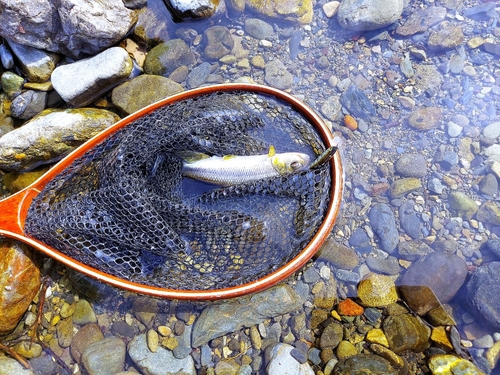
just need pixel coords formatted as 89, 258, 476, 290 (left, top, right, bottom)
222, 154, 238, 160
177, 151, 210, 163
268, 145, 276, 157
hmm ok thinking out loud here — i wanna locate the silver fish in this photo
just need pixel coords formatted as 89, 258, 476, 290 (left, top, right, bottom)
181, 146, 311, 186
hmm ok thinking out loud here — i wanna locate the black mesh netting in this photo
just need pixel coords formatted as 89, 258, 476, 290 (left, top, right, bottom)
24, 91, 332, 290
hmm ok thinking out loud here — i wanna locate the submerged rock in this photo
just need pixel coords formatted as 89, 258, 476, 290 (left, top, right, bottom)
0, 108, 119, 171
337, 0, 403, 31
168, 0, 220, 18
267, 343, 315, 375
368, 203, 399, 253
191, 284, 304, 347
227, 0, 313, 24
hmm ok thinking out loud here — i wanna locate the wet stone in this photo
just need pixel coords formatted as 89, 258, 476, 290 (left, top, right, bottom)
337, 0, 403, 31
316, 237, 359, 270
401, 201, 423, 239
389, 178, 422, 198
1, 71, 25, 98
358, 273, 398, 307
267, 343, 314, 375
395, 6, 447, 36
434, 149, 459, 170
264, 59, 293, 90
394, 153, 427, 178
479, 174, 498, 196
202, 26, 234, 60
448, 191, 479, 219
483, 121, 500, 139
70, 323, 104, 363
0, 356, 35, 375
428, 26, 465, 51
244, 18, 274, 40
466, 262, 500, 330
0, 43, 14, 69
81, 337, 126, 375
186, 62, 211, 89
144, 39, 196, 76
112, 75, 184, 115
428, 354, 484, 375
383, 313, 430, 353
369, 203, 399, 253
399, 252, 468, 313
366, 254, 400, 275
476, 201, 500, 226
340, 84, 376, 121
320, 95, 342, 121
73, 299, 97, 325
320, 322, 344, 350
7, 40, 60, 83
398, 240, 432, 261
408, 107, 442, 131
333, 353, 398, 375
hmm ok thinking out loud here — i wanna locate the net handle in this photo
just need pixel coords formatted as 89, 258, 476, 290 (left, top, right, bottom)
0, 83, 344, 300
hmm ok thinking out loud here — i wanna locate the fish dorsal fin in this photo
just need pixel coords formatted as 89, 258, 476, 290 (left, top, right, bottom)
222, 154, 237, 160
268, 145, 276, 157
178, 151, 210, 163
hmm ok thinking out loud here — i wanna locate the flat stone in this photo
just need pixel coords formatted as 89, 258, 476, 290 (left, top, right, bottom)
340, 84, 376, 121
448, 191, 479, 219
476, 201, 500, 226
52, 47, 133, 106
191, 284, 304, 347
333, 354, 398, 374
483, 122, 500, 139
231, 0, 313, 24
0, 108, 119, 171
397, 240, 432, 261
394, 153, 427, 178
244, 18, 274, 40
82, 337, 126, 375
128, 333, 196, 375
408, 107, 442, 131
70, 323, 104, 363
72, 300, 97, 325
428, 354, 483, 375
428, 26, 465, 51
202, 26, 234, 60
112, 74, 184, 115
0, 356, 35, 375
383, 313, 430, 353
316, 237, 359, 270
399, 200, 423, 239
368, 203, 399, 253
395, 6, 447, 36
389, 178, 422, 198
264, 59, 293, 90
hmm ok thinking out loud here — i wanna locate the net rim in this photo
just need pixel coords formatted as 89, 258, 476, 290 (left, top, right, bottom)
0, 83, 344, 300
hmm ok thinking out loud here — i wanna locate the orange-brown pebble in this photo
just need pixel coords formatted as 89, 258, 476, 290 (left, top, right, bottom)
337, 298, 364, 316
343, 115, 358, 130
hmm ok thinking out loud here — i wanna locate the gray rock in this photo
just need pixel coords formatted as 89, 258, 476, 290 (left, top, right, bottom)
264, 59, 294, 90
428, 178, 444, 194
340, 84, 376, 121
173, 324, 192, 359
449, 54, 465, 74
51, 47, 133, 106
0, 43, 14, 69
320, 96, 342, 121
448, 191, 479, 219
484, 239, 500, 260
466, 262, 500, 329
434, 149, 459, 170
337, 0, 403, 31
144, 39, 196, 77
7, 40, 60, 83
334, 269, 361, 284
244, 18, 274, 40
81, 337, 126, 375
191, 284, 304, 347
0, 0, 137, 59
368, 203, 399, 253
267, 343, 314, 375
447, 121, 463, 138
0, 108, 119, 171
479, 174, 498, 196
428, 26, 464, 51
0, 356, 35, 375
10, 90, 47, 120
128, 333, 196, 375
202, 26, 234, 60
398, 240, 432, 261
399, 252, 468, 305
367, 254, 400, 275
111, 74, 184, 115
186, 62, 211, 89
0, 114, 14, 138
394, 153, 427, 178
399, 200, 423, 239
483, 122, 500, 139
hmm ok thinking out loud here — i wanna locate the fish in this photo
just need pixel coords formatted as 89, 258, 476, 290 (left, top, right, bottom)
180, 146, 311, 186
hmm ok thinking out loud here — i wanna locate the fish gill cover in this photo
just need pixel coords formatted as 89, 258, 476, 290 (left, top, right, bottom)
24, 91, 332, 290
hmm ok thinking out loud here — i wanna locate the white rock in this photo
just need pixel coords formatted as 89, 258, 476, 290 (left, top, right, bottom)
51, 47, 132, 106
267, 343, 314, 375
447, 121, 463, 138
483, 122, 500, 139
323, 1, 340, 18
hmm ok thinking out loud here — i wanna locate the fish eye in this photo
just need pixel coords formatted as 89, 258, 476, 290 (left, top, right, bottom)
290, 161, 301, 170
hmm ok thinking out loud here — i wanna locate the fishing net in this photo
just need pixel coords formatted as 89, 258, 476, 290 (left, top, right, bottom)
24, 91, 332, 290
